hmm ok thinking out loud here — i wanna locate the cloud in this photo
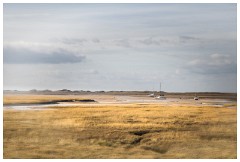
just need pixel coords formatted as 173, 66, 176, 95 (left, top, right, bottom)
92, 38, 100, 43
179, 36, 199, 40
60, 38, 88, 45
138, 37, 179, 46
3, 47, 85, 64
178, 36, 202, 44
139, 37, 161, 45
114, 39, 131, 48
138, 36, 200, 47
187, 53, 236, 75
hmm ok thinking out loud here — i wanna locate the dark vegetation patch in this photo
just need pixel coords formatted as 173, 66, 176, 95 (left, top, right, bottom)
98, 140, 114, 147
200, 134, 236, 141
130, 137, 143, 145
129, 130, 150, 136
129, 129, 164, 136
142, 145, 169, 154
40, 150, 60, 155
126, 119, 141, 123
189, 115, 197, 118
76, 99, 96, 103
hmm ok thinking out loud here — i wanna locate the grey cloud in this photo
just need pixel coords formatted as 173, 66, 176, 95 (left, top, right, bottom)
138, 36, 203, 47
57, 37, 101, 46
138, 37, 179, 46
59, 38, 101, 45
4, 47, 85, 64
92, 38, 100, 43
139, 37, 161, 45
189, 64, 237, 75
179, 36, 201, 43
61, 38, 88, 45
186, 53, 236, 75
114, 39, 131, 48
179, 36, 199, 40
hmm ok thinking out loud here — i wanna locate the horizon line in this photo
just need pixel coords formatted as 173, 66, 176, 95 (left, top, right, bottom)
3, 89, 237, 93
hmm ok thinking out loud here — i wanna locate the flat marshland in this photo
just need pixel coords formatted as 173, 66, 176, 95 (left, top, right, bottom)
3, 94, 237, 158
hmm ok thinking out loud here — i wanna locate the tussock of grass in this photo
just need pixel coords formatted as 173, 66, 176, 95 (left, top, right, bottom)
142, 145, 170, 154
129, 130, 150, 136
130, 137, 143, 145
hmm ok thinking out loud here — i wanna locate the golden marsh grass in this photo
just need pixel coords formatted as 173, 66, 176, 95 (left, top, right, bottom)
3, 95, 237, 158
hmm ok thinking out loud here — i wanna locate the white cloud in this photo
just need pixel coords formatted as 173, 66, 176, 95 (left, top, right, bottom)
189, 53, 233, 66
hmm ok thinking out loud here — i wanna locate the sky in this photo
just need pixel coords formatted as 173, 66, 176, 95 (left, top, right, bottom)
3, 3, 237, 92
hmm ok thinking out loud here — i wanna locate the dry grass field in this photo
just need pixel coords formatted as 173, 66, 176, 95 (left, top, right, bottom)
3, 94, 90, 105
3, 94, 237, 159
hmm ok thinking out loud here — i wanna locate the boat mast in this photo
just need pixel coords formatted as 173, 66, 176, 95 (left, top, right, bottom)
160, 82, 161, 95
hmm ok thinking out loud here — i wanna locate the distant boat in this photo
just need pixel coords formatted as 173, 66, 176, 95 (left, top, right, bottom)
155, 82, 166, 100
148, 86, 155, 97
194, 93, 199, 100
155, 95, 166, 100
148, 93, 155, 97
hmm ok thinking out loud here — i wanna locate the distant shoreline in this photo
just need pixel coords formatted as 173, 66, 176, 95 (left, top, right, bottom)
3, 89, 236, 94
3, 90, 237, 101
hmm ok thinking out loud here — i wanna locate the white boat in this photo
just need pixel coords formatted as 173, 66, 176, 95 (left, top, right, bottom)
194, 93, 199, 100
155, 82, 166, 100
155, 95, 166, 100
148, 86, 155, 97
194, 96, 199, 100
148, 93, 155, 97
